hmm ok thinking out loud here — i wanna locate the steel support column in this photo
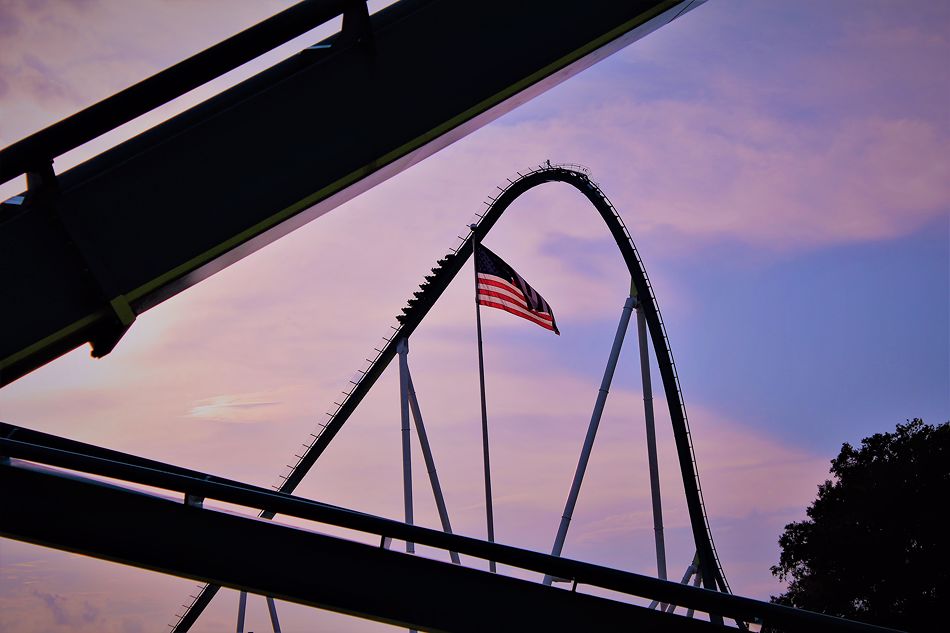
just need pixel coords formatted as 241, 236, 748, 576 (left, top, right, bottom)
543, 296, 635, 585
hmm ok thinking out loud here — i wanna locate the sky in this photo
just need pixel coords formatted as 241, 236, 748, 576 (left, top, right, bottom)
1, 1, 948, 631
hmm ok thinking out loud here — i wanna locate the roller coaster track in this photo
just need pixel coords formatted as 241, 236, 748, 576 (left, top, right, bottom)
170, 163, 730, 631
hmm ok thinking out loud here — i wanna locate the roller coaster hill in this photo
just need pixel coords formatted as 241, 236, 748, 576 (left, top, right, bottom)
0, 1, 906, 632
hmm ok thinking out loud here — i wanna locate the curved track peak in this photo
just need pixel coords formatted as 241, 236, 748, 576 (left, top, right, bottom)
169, 162, 732, 632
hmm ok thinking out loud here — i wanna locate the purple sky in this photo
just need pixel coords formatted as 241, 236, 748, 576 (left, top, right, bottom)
1, 1, 948, 631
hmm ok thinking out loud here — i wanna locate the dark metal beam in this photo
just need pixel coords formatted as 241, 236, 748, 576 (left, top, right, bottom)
0, 0, 703, 386
0, 427, 905, 633
0, 461, 728, 633
0, 0, 350, 184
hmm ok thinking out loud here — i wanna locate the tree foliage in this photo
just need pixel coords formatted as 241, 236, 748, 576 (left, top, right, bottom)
770, 419, 949, 632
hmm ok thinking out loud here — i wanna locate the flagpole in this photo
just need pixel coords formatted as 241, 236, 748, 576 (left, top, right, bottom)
472, 228, 497, 573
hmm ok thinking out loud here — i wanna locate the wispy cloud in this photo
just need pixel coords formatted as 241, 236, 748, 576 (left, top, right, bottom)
0, 546, 189, 633
186, 393, 280, 423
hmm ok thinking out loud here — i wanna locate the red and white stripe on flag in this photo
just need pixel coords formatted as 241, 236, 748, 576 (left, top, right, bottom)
476, 273, 557, 332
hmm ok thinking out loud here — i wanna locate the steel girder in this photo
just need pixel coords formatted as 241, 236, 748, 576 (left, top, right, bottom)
0, 460, 729, 633
0, 0, 702, 386
0, 426, 904, 632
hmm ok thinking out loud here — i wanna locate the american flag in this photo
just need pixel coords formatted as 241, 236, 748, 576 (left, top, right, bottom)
474, 244, 559, 335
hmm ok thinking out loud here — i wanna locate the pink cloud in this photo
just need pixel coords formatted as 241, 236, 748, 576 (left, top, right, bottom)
0, 545, 191, 633
430, 100, 950, 251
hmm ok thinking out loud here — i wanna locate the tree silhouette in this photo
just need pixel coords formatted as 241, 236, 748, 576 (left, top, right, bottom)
770, 419, 949, 632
